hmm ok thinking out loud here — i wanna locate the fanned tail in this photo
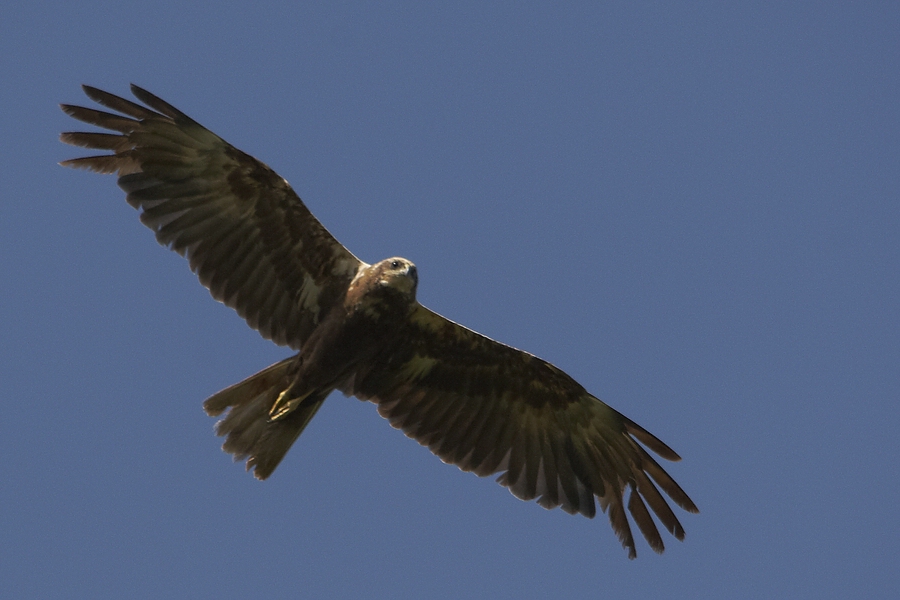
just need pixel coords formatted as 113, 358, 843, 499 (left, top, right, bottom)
203, 357, 328, 479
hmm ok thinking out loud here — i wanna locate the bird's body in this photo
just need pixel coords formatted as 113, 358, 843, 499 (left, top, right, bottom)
60, 85, 697, 558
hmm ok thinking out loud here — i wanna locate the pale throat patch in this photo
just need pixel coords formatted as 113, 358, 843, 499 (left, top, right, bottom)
380, 272, 416, 295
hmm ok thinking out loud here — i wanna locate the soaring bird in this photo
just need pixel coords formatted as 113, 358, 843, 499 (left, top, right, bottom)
60, 85, 698, 558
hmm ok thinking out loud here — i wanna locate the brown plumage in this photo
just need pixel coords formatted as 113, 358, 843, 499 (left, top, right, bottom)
60, 84, 698, 558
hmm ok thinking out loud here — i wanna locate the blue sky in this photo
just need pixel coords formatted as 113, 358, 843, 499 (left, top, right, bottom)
3, 2, 899, 598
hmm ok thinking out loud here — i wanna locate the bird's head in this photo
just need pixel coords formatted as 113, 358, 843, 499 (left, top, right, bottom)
375, 257, 418, 298
347, 257, 419, 313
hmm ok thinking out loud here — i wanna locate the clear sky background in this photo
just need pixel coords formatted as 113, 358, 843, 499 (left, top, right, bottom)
2, 2, 898, 598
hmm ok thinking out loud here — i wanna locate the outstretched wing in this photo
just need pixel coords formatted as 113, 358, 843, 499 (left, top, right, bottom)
343, 304, 698, 558
60, 85, 363, 349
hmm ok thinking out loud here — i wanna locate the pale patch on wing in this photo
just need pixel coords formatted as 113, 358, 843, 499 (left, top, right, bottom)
399, 354, 439, 381
297, 273, 323, 314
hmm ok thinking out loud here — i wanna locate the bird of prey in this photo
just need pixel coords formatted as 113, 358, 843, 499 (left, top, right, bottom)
60, 85, 698, 558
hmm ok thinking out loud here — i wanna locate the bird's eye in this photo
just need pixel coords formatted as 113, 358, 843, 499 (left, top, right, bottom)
391, 260, 400, 269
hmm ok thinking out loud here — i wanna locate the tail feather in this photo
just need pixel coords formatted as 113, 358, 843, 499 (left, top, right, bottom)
203, 357, 328, 479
